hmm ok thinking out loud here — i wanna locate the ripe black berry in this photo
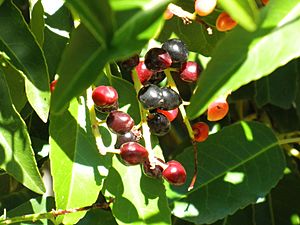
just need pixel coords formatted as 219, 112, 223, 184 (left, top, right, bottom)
120, 142, 148, 165
115, 131, 139, 149
179, 61, 200, 82
147, 113, 171, 136
145, 71, 166, 85
92, 86, 118, 107
160, 87, 182, 110
162, 160, 186, 186
138, 84, 164, 110
144, 48, 172, 72
118, 54, 139, 71
162, 39, 188, 65
106, 111, 134, 134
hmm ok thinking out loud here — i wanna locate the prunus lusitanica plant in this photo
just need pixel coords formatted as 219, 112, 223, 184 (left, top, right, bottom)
0, 0, 300, 224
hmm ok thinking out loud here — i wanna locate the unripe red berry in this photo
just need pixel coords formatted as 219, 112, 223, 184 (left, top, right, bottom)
192, 122, 209, 142
106, 111, 134, 134
162, 160, 186, 186
207, 97, 229, 121
216, 12, 237, 32
179, 61, 201, 82
120, 142, 148, 165
50, 79, 58, 93
135, 61, 153, 84
92, 86, 118, 107
157, 108, 178, 122
194, 0, 217, 17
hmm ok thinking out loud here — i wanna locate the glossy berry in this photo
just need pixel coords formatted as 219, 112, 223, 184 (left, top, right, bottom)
179, 61, 201, 82
147, 113, 171, 136
50, 79, 58, 93
135, 61, 154, 84
207, 97, 229, 121
106, 111, 134, 134
162, 160, 186, 186
120, 142, 148, 166
216, 12, 237, 32
160, 87, 182, 110
192, 122, 209, 142
115, 131, 139, 149
143, 158, 165, 178
138, 84, 164, 110
92, 86, 118, 107
262, 0, 269, 5
119, 54, 139, 71
144, 48, 172, 72
157, 108, 178, 122
194, 0, 217, 16
145, 71, 166, 85
162, 39, 188, 65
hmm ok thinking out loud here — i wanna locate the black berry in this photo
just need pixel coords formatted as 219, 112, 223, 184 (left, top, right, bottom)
145, 71, 166, 85
160, 87, 182, 110
115, 131, 139, 149
144, 48, 172, 72
162, 39, 188, 65
147, 113, 171, 136
106, 111, 134, 134
162, 160, 186, 186
118, 54, 139, 71
120, 142, 148, 165
138, 84, 164, 110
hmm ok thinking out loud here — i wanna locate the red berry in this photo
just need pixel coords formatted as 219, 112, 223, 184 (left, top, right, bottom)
179, 61, 201, 82
216, 12, 237, 32
162, 160, 186, 186
207, 97, 229, 121
92, 86, 118, 107
50, 79, 58, 93
262, 0, 269, 5
135, 61, 154, 84
120, 142, 148, 165
157, 108, 178, 122
194, 0, 217, 16
192, 122, 209, 142
106, 111, 134, 134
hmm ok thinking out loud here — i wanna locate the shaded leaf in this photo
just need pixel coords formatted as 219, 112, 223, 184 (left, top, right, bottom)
30, 0, 45, 46
0, 71, 45, 194
167, 121, 285, 224
49, 95, 112, 224
77, 208, 118, 225
0, 0, 50, 122
187, 0, 300, 119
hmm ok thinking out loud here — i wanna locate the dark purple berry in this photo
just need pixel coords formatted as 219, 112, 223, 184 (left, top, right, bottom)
162, 160, 186, 186
92, 86, 118, 107
147, 113, 171, 136
160, 87, 182, 110
120, 142, 148, 165
179, 61, 200, 82
144, 48, 172, 72
162, 39, 188, 65
118, 54, 139, 71
142, 158, 165, 179
145, 71, 166, 85
138, 84, 164, 110
106, 111, 134, 134
115, 131, 139, 149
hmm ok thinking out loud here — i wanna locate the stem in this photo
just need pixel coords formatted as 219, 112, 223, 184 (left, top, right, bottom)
278, 137, 300, 145
188, 141, 198, 191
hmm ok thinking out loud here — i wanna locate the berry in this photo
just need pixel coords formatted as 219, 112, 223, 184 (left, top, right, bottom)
135, 61, 153, 84
50, 79, 58, 93
162, 160, 186, 186
207, 97, 229, 121
145, 71, 166, 85
194, 0, 217, 17
143, 158, 165, 178
115, 131, 139, 149
144, 48, 172, 72
120, 142, 148, 166
147, 113, 171, 136
216, 12, 237, 32
157, 108, 178, 122
106, 111, 134, 134
179, 61, 201, 82
92, 86, 118, 107
192, 122, 209, 142
162, 39, 188, 65
262, 0, 269, 5
160, 87, 182, 110
118, 54, 139, 71
138, 84, 164, 110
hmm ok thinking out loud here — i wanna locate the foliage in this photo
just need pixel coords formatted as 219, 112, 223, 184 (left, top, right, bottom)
0, 0, 300, 224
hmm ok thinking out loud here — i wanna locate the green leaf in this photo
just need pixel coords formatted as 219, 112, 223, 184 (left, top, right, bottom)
64, 0, 115, 46
218, 0, 259, 31
166, 121, 285, 224
30, 0, 45, 46
49, 96, 112, 224
103, 156, 171, 225
187, 0, 300, 119
255, 60, 298, 109
0, 71, 45, 194
0, 0, 50, 122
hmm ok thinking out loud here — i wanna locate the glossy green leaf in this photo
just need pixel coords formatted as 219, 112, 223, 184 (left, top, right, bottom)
50, 96, 112, 224
64, 0, 115, 46
0, 0, 50, 122
187, 0, 300, 119
103, 156, 171, 225
167, 121, 285, 224
30, 0, 45, 46
255, 60, 298, 109
218, 0, 259, 31
0, 71, 45, 194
